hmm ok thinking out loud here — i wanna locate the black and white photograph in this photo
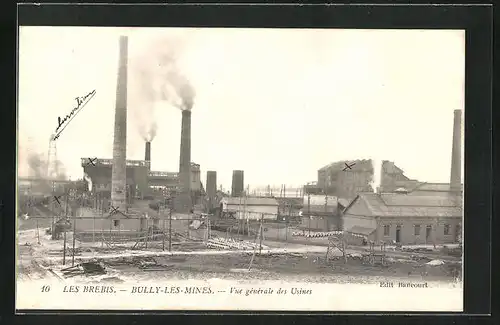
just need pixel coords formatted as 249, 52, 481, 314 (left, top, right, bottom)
16, 26, 464, 311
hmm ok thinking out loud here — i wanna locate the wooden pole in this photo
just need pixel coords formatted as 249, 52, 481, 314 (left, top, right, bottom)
145, 218, 149, 249
63, 191, 69, 265
162, 218, 165, 251
71, 205, 76, 267
259, 213, 264, 254
308, 194, 311, 237
169, 200, 172, 252
34, 217, 40, 243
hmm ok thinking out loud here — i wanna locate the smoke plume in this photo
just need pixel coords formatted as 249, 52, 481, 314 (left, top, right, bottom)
27, 152, 48, 178
27, 152, 67, 181
370, 159, 382, 193
83, 173, 93, 192
130, 36, 195, 141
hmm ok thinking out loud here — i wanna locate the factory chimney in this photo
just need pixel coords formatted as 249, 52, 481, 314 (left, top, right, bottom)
231, 170, 244, 197
206, 171, 217, 209
145, 141, 151, 163
176, 109, 192, 212
111, 35, 128, 213
450, 109, 462, 192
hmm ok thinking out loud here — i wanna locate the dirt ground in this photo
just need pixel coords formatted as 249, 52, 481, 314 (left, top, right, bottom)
16, 221, 462, 286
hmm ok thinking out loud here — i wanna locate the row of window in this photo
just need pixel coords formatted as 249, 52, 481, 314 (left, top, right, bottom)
383, 224, 454, 236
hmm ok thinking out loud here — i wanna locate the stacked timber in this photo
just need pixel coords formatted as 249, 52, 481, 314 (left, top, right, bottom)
206, 237, 269, 250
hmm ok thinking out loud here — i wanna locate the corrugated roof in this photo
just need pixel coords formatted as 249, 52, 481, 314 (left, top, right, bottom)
345, 225, 376, 236
344, 192, 462, 218
379, 194, 458, 207
224, 197, 279, 206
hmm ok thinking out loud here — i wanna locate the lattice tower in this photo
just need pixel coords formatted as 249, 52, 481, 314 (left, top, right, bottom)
47, 134, 58, 179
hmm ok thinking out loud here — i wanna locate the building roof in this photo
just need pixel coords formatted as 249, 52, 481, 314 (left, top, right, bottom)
343, 192, 462, 218
410, 182, 464, 193
345, 225, 376, 236
319, 159, 374, 173
223, 197, 279, 206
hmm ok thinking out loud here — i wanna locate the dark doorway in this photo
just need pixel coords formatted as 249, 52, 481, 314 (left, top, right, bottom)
396, 226, 401, 243
426, 225, 432, 242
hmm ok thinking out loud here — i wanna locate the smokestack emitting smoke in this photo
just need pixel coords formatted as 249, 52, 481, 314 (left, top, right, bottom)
176, 109, 192, 212
130, 37, 195, 142
111, 35, 129, 213
145, 141, 151, 162
450, 109, 462, 192
231, 170, 244, 197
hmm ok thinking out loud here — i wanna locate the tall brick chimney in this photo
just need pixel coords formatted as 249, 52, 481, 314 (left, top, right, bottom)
176, 110, 192, 212
206, 171, 217, 209
231, 170, 244, 197
111, 35, 128, 213
450, 109, 462, 192
145, 141, 151, 162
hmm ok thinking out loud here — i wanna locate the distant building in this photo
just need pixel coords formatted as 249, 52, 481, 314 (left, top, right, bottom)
317, 159, 422, 200
81, 158, 202, 201
342, 191, 462, 245
299, 195, 348, 231
221, 197, 279, 220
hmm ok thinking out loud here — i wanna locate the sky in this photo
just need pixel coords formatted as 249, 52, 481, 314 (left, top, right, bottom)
17, 27, 465, 191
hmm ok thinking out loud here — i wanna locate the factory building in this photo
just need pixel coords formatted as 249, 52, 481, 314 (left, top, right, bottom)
82, 158, 203, 203
221, 197, 279, 220
299, 195, 346, 231
315, 159, 419, 200
342, 192, 462, 245
342, 109, 463, 245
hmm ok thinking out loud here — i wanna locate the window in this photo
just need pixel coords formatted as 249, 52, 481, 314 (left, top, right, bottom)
113, 220, 120, 227
444, 224, 450, 235
414, 225, 421, 236
383, 225, 390, 236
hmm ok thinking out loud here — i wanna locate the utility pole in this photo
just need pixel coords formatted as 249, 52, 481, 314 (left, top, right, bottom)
36, 218, 40, 244
51, 181, 55, 240
63, 190, 69, 265
71, 192, 77, 267
169, 197, 173, 252
259, 213, 264, 255
308, 194, 311, 237
162, 218, 166, 251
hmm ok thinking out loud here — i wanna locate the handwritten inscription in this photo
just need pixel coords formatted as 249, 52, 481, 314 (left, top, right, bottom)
53, 89, 96, 140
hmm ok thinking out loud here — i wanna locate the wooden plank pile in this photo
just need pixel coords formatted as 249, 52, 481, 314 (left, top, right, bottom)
61, 262, 106, 278
206, 237, 269, 250
292, 230, 344, 238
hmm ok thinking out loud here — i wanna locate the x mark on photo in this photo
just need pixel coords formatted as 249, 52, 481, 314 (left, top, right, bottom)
109, 205, 127, 218
52, 195, 62, 206
343, 162, 356, 171
84, 157, 97, 167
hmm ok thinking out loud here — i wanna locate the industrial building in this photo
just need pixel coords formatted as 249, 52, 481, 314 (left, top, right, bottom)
342, 192, 462, 245
315, 159, 420, 199
342, 109, 463, 245
81, 157, 202, 203
299, 195, 347, 231
221, 197, 279, 220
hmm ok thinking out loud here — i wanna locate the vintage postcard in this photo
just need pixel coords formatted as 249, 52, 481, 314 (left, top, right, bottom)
16, 27, 464, 312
